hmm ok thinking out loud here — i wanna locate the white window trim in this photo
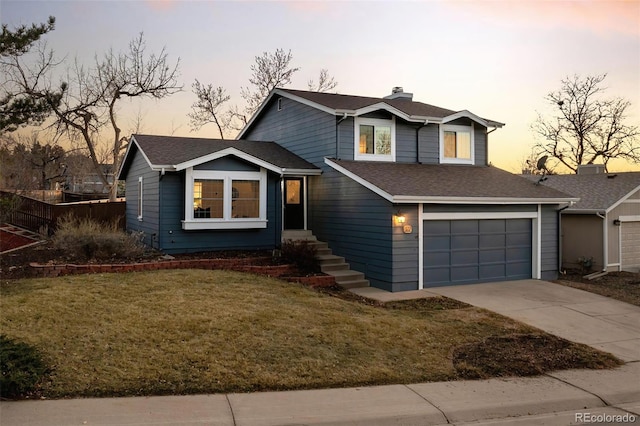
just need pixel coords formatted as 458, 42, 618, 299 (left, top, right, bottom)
354, 116, 396, 162
182, 167, 268, 230
137, 176, 143, 221
439, 123, 475, 165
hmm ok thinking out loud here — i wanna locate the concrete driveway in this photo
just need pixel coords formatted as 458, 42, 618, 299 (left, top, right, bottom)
426, 280, 640, 362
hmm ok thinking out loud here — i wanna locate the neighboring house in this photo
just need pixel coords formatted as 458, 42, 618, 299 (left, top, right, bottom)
236, 87, 576, 291
119, 87, 577, 291
117, 135, 320, 253
525, 166, 640, 273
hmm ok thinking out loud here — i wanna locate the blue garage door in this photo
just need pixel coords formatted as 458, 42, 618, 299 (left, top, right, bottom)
423, 219, 532, 287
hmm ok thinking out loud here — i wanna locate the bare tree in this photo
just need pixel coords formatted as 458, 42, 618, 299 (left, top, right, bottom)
0, 132, 66, 190
3, 33, 181, 200
308, 68, 337, 92
236, 49, 299, 126
532, 74, 639, 173
188, 79, 230, 138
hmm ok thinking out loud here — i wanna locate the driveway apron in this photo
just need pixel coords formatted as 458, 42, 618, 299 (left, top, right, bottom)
427, 280, 640, 362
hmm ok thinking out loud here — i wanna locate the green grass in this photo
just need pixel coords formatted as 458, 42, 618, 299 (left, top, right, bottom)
0, 270, 620, 398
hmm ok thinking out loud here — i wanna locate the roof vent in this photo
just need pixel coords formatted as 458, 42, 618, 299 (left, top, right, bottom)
384, 86, 413, 101
577, 164, 605, 175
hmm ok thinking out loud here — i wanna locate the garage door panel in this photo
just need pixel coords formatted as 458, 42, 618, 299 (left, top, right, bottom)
424, 218, 532, 287
507, 219, 531, 232
451, 235, 478, 249
506, 232, 530, 246
428, 252, 450, 267
452, 220, 478, 233
451, 250, 478, 265
480, 234, 506, 248
425, 235, 450, 250
480, 264, 506, 280
507, 247, 531, 261
427, 268, 452, 285
480, 220, 506, 233
452, 266, 479, 282
425, 221, 450, 235
480, 249, 506, 263
621, 222, 640, 268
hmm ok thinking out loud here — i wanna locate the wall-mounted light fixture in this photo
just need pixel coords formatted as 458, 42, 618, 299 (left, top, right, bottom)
394, 212, 406, 226
613, 219, 621, 226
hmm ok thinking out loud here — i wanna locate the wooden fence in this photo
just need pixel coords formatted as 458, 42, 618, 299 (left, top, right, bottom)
1, 191, 126, 233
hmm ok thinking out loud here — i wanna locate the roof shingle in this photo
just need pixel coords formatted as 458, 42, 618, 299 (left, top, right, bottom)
130, 134, 319, 171
522, 172, 640, 212
330, 160, 575, 201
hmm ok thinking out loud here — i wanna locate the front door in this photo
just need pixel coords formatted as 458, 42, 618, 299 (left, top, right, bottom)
284, 177, 305, 229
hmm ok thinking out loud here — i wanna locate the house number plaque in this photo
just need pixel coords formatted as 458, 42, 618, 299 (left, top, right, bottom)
403, 225, 412, 234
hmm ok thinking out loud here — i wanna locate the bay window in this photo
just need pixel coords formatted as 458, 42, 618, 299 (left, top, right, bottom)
183, 168, 267, 230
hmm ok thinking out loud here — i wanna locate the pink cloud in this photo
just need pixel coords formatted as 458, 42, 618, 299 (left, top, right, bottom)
448, 0, 639, 37
144, 0, 177, 12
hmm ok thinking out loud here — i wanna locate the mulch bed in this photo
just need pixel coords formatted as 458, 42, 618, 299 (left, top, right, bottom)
0, 228, 40, 253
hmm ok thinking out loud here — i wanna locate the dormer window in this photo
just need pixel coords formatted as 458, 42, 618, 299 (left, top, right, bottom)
354, 117, 396, 161
440, 123, 474, 164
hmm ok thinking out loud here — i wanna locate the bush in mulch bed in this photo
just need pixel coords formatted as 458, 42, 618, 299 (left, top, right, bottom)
452, 333, 622, 379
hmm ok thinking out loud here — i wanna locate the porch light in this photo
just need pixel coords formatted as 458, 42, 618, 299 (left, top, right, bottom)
394, 213, 406, 225
613, 219, 621, 226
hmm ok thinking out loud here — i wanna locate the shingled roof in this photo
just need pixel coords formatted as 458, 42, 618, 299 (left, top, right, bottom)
327, 159, 576, 204
239, 88, 504, 138
118, 134, 320, 178
523, 172, 640, 212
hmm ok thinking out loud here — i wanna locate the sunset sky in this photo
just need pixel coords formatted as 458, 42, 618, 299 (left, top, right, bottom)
2, 0, 639, 173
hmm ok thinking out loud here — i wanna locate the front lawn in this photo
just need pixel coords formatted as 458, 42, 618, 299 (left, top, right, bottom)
555, 271, 640, 306
0, 270, 620, 398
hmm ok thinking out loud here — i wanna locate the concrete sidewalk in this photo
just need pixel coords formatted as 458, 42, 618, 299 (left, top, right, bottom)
1, 362, 638, 425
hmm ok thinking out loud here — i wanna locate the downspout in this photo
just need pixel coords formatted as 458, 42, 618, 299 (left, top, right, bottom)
279, 173, 284, 244
486, 127, 498, 166
596, 212, 607, 271
557, 203, 572, 274
335, 113, 348, 159
416, 120, 429, 163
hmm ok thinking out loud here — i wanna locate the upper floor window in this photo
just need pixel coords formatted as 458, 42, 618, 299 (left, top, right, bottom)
440, 124, 474, 164
354, 117, 395, 161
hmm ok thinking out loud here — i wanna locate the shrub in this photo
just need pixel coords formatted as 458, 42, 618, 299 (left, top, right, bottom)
0, 335, 49, 399
52, 214, 145, 262
280, 239, 319, 274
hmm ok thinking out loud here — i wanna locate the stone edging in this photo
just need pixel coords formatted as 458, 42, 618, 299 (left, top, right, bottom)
29, 257, 336, 288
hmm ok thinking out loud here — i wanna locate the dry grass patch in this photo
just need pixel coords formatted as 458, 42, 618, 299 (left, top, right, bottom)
0, 270, 619, 399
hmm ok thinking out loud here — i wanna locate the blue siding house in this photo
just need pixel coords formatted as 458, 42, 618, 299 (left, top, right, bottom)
118, 135, 320, 253
239, 87, 577, 291
119, 87, 577, 291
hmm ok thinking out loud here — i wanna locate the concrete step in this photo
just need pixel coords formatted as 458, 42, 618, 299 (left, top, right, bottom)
315, 247, 332, 256
282, 230, 317, 242
326, 269, 365, 283
321, 263, 350, 273
337, 279, 370, 290
316, 254, 345, 266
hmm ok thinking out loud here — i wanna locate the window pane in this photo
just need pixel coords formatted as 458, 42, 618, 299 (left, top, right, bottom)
457, 132, 471, 159
444, 131, 456, 158
359, 125, 374, 154
232, 180, 259, 218
195, 179, 223, 218
286, 180, 301, 204
375, 126, 391, 155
